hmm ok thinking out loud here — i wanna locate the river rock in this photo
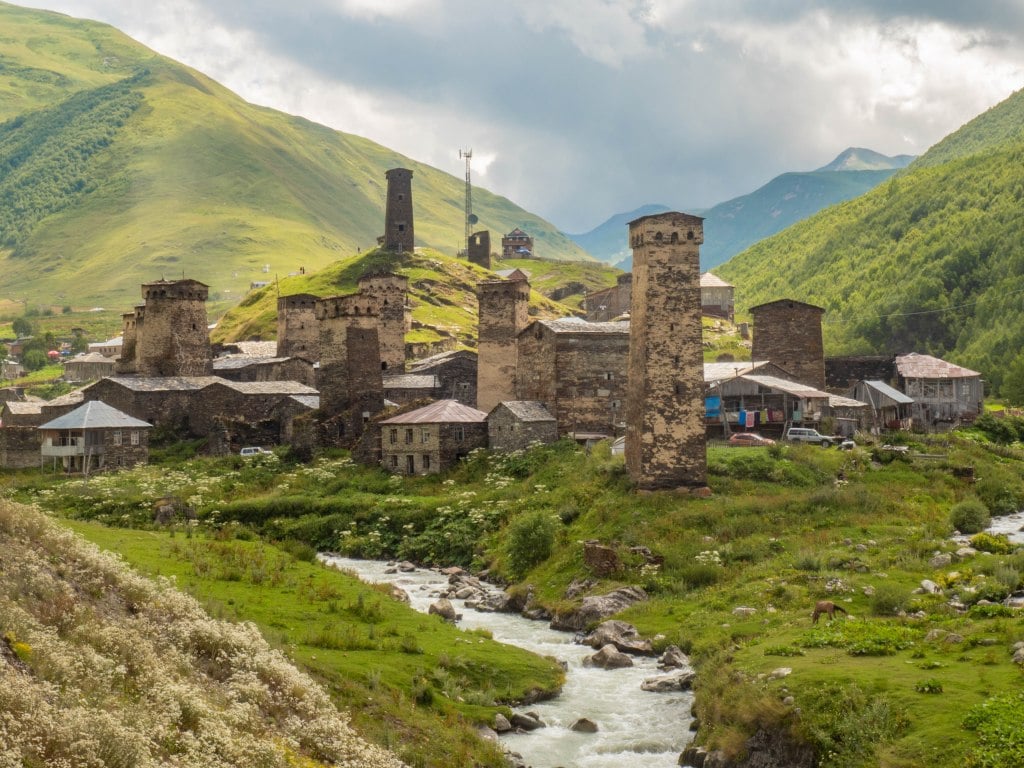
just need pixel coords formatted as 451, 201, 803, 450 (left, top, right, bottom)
440, 566, 465, 576
389, 586, 409, 603
510, 712, 545, 731
493, 713, 512, 733
397, 561, 417, 572
428, 598, 458, 622
929, 552, 953, 568
477, 725, 499, 741
564, 578, 597, 599
550, 586, 649, 631
570, 717, 599, 733
454, 586, 478, 600
641, 668, 696, 692
659, 645, 691, 669
583, 643, 634, 669
919, 579, 942, 594
732, 605, 757, 617
679, 745, 709, 767
583, 620, 654, 655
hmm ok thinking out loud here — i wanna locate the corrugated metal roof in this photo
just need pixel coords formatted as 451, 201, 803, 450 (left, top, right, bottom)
535, 317, 630, 335
492, 401, 555, 422
700, 272, 733, 288
382, 374, 439, 389
380, 399, 487, 424
289, 394, 320, 409
895, 353, 980, 379
741, 374, 831, 399
703, 361, 772, 384
863, 379, 914, 405
828, 394, 868, 409
39, 400, 152, 431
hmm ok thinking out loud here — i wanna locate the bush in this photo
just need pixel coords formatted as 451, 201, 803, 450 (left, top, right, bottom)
505, 510, 557, 579
971, 532, 1014, 554
870, 583, 909, 616
950, 499, 991, 534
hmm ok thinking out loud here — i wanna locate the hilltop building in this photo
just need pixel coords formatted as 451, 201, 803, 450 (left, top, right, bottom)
467, 230, 492, 270
383, 168, 415, 252
501, 227, 533, 258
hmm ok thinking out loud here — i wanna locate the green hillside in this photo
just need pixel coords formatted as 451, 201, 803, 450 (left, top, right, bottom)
213, 247, 594, 347
0, 2, 591, 315
718, 86, 1024, 396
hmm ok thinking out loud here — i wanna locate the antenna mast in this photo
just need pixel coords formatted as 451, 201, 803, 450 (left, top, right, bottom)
459, 148, 477, 257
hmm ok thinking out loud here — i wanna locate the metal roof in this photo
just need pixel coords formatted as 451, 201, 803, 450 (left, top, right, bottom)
382, 374, 439, 390
700, 272, 733, 289
895, 353, 980, 379
212, 356, 291, 370
39, 400, 152, 431
214, 381, 319, 395
96, 376, 224, 392
828, 394, 868, 409
380, 399, 487, 425
740, 374, 832, 399
490, 401, 555, 422
703, 360, 773, 384
862, 379, 914, 405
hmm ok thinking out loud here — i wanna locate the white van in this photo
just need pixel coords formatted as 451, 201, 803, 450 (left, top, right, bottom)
239, 446, 271, 457
783, 428, 836, 447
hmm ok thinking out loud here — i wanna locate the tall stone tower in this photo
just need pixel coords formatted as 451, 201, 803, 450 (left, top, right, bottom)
135, 279, 212, 377
625, 212, 707, 491
383, 168, 414, 252
357, 272, 410, 372
315, 294, 384, 441
115, 308, 141, 374
750, 299, 826, 390
467, 230, 492, 270
276, 293, 320, 361
476, 276, 530, 413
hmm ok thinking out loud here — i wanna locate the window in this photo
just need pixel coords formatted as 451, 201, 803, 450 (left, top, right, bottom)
420, 428, 430, 443
390, 455, 398, 468
603, 372, 614, 381
454, 425, 465, 441
422, 454, 431, 470
405, 428, 414, 444
389, 429, 398, 444
130, 431, 140, 446
112, 430, 122, 446
406, 455, 415, 473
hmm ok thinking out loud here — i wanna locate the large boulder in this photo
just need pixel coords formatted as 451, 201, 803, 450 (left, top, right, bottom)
571, 717, 599, 733
509, 712, 545, 731
428, 598, 458, 622
583, 643, 634, 669
583, 540, 620, 576
659, 645, 691, 669
641, 668, 696, 692
550, 586, 648, 632
583, 620, 654, 655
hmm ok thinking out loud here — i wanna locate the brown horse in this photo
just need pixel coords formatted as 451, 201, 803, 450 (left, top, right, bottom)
811, 600, 848, 624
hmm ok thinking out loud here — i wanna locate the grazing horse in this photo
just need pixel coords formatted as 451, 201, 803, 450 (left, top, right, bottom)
811, 600, 848, 624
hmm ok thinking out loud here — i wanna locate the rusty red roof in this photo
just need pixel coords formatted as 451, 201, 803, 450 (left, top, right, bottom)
380, 399, 487, 424
895, 353, 980, 379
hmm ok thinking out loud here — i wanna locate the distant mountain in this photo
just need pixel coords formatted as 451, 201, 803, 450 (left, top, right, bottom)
573, 149, 912, 271
717, 87, 1024, 396
0, 2, 591, 314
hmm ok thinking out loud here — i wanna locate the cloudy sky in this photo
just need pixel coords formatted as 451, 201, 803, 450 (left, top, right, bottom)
17, 1, 1024, 231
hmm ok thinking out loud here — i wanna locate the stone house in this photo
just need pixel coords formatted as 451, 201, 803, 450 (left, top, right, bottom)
83, 377, 221, 434
516, 317, 630, 438
189, 380, 320, 438
87, 336, 123, 358
1, 359, 25, 380
487, 401, 558, 452
408, 349, 477, 406
583, 272, 734, 323
501, 227, 534, 258
0, 400, 44, 468
379, 399, 488, 475
64, 353, 117, 383
212, 355, 315, 386
382, 373, 440, 405
895, 353, 983, 429
39, 400, 151, 473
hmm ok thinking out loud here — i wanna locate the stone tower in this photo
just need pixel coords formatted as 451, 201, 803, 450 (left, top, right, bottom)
625, 212, 707, 491
115, 308, 141, 374
135, 279, 212, 377
315, 293, 384, 441
468, 230, 492, 270
383, 168, 414, 252
750, 299, 826, 390
357, 272, 410, 372
476, 276, 530, 413
276, 293, 320, 361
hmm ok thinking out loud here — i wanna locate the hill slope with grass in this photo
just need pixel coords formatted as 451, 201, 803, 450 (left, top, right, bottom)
718, 87, 1024, 397
0, 2, 590, 315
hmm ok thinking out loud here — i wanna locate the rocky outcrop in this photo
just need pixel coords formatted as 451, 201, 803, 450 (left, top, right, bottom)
571, 717, 599, 733
583, 540, 620, 576
685, 727, 816, 768
659, 645, 691, 669
641, 668, 696, 692
428, 598, 458, 622
583, 643, 634, 669
550, 586, 648, 631
509, 711, 545, 731
582, 620, 654, 655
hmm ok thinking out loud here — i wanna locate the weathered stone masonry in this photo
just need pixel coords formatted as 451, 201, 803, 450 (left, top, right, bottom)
750, 299, 826, 391
276, 293, 320, 361
383, 168, 414, 252
625, 212, 707, 490
131, 279, 212, 377
476, 277, 530, 414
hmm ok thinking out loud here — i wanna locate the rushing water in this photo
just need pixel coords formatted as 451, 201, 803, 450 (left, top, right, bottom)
321, 555, 695, 768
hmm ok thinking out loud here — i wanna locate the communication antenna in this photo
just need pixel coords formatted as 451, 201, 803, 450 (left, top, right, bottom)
459, 148, 477, 256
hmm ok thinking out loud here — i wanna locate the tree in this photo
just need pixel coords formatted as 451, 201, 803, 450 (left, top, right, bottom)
11, 316, 33, 338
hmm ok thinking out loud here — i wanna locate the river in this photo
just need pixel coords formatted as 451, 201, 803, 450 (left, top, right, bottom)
322, 555, 695, 768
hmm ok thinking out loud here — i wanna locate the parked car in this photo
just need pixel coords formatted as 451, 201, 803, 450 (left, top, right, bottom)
728, 432, 776, 447
239, 446, 272, 457
783, 427, 838, 447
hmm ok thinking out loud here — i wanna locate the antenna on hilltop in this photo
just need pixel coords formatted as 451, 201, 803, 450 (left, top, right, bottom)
459, 148, 477, 257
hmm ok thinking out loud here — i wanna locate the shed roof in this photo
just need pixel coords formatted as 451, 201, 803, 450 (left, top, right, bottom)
862, 379, 914, 405
703, 360, 773, 385
740, 374, 832, 399
895, 353, 980, 379
534, 317, 630, 335
380, 399, 487, 425
828, 394, 868, 409
490, 401, 555, 422
39, 400, 152, 431
700, 272, 733, 289
4, 401, 42, 415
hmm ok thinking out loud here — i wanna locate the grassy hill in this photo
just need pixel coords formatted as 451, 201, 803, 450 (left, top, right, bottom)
717, 87, 1024, 397
0, 2, 591, 316
212, 247, 609, 347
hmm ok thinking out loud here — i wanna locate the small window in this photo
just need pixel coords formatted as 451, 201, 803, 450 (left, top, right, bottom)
420, 428, 430, 443
603, 371, 614, 381
455, 426, 465, 441
389, 429, 398, 444
405, 428, 414, 444
112, 430, 122, 446
130, 431, 140, 446
422, 454, 431, 470
390, 455, 398, 468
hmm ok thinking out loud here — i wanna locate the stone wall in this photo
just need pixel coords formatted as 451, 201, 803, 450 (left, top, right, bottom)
751, 300, 825, 390
825, 355, 896, 391
116, 310, 139, 374
276, 293, 320, 361
584, 274, 632, 322
487, 407, 558, 452
476, 278, 530, 413
625, 212, 708, 491
409, 351, 477, 406
135, 280, 212, 377
468, 230, 492, 270
381, 421, 487, 474
358, 272, 410, 373
384, 168, 415, 252
0, 426, 40, 469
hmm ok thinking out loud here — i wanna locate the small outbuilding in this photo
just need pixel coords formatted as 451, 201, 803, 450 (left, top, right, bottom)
379, 399, 487, 475
38, 400, 152, 473
487, 401, 558, 451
